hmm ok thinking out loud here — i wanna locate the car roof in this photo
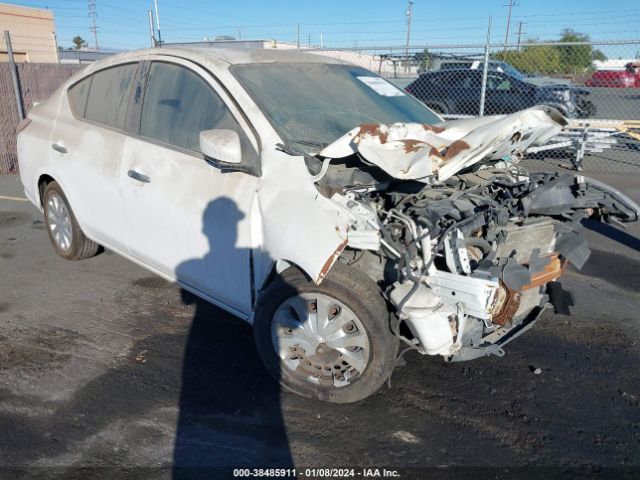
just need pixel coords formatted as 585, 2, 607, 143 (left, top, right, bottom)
91, 47, 349, 68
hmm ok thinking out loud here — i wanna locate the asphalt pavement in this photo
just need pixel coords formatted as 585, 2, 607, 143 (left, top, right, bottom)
1, 171, 639, 479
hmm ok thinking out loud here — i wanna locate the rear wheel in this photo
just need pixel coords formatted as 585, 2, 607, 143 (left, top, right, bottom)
42, 181, 99, 260
254, 263, 398, 403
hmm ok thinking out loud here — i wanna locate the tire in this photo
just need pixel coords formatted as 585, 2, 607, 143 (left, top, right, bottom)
254, 262, 399, 403
580, 100, 597, 118
42, 181, 99, 260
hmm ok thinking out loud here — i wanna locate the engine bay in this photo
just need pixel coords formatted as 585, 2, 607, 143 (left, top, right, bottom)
310, 154, 639, 360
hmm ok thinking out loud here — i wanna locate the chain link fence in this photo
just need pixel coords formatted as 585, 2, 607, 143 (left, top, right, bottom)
0, 63, 83, 173
308, 40, 640, 175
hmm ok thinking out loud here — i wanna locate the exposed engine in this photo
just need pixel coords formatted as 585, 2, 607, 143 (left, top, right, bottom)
323, 163, 639, 361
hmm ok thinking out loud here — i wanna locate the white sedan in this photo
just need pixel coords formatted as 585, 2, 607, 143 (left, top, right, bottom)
17, 48, 639, 402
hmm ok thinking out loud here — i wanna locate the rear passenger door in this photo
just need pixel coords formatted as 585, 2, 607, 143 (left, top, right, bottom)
51, 62, 139, 251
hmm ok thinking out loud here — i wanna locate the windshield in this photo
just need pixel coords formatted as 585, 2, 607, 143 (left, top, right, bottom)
231, 63, 440, 152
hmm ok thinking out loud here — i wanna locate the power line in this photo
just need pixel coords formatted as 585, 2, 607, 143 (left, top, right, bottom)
88, 0, 99, 51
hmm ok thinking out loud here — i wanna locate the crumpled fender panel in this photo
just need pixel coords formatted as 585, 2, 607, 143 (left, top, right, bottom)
319, 106, 567, 183
254, 149, 353, 286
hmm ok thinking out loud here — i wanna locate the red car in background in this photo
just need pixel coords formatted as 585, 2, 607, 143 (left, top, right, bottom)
586, 61, 640, 88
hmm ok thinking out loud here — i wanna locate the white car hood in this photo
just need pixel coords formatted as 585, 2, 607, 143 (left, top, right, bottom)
318, 106, 567, 182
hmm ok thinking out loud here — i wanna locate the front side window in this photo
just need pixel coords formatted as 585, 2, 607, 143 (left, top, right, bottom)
487, 73, 512, 91
140, 62, 245, 153
83, 63, 137, 129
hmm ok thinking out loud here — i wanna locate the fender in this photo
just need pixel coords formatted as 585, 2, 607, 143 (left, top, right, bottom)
253, 148, 352, 287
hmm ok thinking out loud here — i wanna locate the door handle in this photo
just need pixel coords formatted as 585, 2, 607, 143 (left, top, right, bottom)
51, 142, 68, 154
127, 169, 151, 184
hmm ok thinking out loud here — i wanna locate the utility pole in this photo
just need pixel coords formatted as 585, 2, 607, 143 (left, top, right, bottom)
154, 0, 162, 46
479, 16, 492, 117
404, 0, 413, 73
503, 0, 517, 51
52, 31, 60, 63
88, 0, 99, 51
4, 31, 24, 120
148, 10, 156, 47
516, 21, 523, 51
296, 23, 300, 49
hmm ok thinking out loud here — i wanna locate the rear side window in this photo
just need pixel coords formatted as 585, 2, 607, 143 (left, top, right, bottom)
72, 63, 137, 129
67, 76, 91, 118
140, 62, 244, 153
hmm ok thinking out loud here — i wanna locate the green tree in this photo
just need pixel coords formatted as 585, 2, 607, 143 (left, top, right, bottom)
494, 30, 607, 75
414, 48, 432, 72
72, 36, 88, 50
556, 29, 603, 72
592, 49, 606, 62
493, 43, 562, 74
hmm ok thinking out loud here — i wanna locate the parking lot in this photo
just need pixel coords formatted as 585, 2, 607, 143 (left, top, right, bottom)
1, 162, 639, 479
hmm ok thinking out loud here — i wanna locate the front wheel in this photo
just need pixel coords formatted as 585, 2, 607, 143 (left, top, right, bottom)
254, 263, 398, 403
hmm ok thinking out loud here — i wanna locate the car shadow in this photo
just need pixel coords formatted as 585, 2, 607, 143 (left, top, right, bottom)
582, 218, 640, 252
172, 197, 293, 478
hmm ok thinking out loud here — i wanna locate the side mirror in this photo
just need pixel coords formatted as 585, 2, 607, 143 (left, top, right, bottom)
199, 129, 242, 165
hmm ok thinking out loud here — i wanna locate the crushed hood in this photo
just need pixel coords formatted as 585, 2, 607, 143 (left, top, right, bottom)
318, 106, 567, 183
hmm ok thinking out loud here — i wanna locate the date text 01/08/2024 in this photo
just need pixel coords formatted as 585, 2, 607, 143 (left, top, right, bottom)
232, 468, 401, 478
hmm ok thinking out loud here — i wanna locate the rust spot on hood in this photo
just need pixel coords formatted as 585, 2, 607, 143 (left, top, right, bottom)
429, 140, 471, 161
401, 139, 425, 153
422, 124, 446, 134
358, 124, 389, 144
444, 140, 471, 159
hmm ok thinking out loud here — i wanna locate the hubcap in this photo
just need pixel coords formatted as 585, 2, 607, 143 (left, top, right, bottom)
46, 193, 73, 252
271, 293, 370, 388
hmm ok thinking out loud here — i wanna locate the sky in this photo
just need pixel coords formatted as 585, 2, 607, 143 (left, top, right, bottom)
5, 0, 640, 52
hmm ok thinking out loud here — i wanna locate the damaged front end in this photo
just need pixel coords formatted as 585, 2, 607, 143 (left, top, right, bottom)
304, 107, 640, 361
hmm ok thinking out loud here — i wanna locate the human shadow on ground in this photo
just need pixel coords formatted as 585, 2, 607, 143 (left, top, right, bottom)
172, 197, 293, 479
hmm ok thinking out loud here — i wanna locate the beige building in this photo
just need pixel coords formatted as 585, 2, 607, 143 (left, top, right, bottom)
0, 2, 57, 63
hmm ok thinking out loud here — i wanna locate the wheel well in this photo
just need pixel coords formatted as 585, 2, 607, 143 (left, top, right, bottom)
37, 174, 55, 207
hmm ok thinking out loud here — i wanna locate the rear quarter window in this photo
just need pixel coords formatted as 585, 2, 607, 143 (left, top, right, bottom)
67, 76, 91, 118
